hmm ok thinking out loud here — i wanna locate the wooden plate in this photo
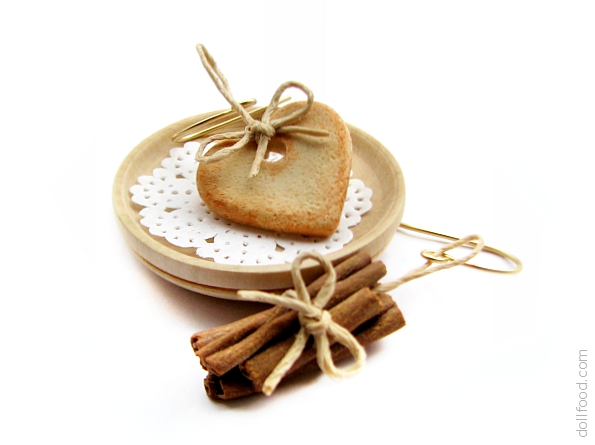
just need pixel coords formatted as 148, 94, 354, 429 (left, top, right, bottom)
113, 110, 406, 299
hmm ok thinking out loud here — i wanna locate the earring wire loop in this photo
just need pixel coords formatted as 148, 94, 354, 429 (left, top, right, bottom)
399, 222, 523, 274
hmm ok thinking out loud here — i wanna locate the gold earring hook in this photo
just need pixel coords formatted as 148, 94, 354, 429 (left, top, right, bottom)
399, 222, 523, 274
171, 98, 257, 143
171, 96, 292, 143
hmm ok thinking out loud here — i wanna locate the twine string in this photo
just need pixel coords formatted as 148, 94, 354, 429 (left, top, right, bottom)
373, 234, 485, 294
195, 44, 329, 177
236, 234, 485, 396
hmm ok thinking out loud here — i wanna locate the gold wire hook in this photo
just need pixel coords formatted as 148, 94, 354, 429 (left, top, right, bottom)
399, 222, 523, 274
171, 98, 257, 143
171, 96, 292, 143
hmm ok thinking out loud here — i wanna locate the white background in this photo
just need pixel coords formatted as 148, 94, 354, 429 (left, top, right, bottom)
1, 1, 594, 443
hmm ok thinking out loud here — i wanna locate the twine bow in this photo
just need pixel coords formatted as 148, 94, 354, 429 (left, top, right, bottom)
195, 44, 329, 177
237, 251, 366, 396
237, 235, 486, 395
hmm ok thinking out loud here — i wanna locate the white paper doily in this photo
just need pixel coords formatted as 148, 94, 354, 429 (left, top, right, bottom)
130, 142, 373, 265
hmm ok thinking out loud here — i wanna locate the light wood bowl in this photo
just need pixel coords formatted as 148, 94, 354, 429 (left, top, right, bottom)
113, 111, 406, 299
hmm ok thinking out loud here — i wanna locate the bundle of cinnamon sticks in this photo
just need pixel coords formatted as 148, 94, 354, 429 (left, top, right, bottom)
191, 252, 406, 400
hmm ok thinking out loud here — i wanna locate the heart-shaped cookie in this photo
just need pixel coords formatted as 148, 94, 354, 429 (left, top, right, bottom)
196, 101, 352, 237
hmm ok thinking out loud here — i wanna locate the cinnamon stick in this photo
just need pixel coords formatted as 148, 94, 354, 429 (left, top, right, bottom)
192, 255, 403, 400
193, 306, 286, 360
204, 299, 406, 400
239, 287, 390, 390
204, 368, 256, 401
201, 261, 386, 376
191, 309, 278, 350
191, 251, 372, 352
304, 251, 374, 297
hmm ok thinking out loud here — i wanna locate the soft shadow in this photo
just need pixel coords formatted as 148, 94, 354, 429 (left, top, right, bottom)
134, 255, 270, 330
202, 341, 392, 410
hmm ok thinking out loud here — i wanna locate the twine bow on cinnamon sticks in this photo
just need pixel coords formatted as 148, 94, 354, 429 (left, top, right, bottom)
237, 251, 366, 396
191, 234, 492, 400
228, 234, 484, 397
195, 44, 329, 177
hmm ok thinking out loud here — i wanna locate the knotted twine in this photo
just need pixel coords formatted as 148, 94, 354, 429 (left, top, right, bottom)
373, 234, 485, 294
237, 234, 485, 396
195, 44, 329, 177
